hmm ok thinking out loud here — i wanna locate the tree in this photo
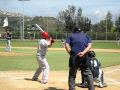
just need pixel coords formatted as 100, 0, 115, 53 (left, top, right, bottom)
100, 20, 106, 32
64, 5, 76, 31
76, 7, 83, 29
115, 15, 120, 32
57, 5, 91, 32
106, 11, 113, 32
85, 17, 91, 32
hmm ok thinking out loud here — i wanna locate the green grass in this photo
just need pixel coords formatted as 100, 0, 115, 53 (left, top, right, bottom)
47, 50, 69, 70
0, 47, 120, 71
92, 41, 120, 49
95, 52, 120, 68
0, 39, 120, 71
0, 48, 69, 71
0, 56, 37, 70
0, 39, 38, 47
0, 39, 120, 49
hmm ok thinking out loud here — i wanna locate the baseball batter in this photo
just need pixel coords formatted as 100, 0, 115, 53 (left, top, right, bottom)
32, 31, 53, 84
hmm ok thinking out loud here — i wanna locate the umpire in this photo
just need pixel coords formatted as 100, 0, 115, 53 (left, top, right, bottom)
65, 27, 94, 90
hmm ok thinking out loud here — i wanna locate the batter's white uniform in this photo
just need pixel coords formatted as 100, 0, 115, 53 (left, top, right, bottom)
32, 39, 49, 82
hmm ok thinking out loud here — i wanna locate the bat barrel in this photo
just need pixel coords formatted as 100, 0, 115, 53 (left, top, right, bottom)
35, 24, 44, 32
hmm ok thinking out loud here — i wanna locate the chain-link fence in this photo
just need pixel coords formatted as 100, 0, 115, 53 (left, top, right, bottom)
9, 31, 120, 40
20, 31, 119, 40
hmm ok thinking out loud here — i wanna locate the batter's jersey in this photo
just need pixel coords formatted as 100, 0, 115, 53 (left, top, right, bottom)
37, 39, 49, 56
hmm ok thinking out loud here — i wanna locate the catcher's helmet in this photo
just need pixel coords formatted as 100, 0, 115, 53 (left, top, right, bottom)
41, 32, 49, 39
89, 51, 96, 57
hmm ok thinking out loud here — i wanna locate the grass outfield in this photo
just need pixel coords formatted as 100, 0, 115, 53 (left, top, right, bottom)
0, 39, 120, 71
0, 39, 120, 49
0, 47, 120, 71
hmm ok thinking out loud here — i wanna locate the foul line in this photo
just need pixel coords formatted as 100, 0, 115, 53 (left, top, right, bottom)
0, 74, 25, 80
0, 68, 120, 85
104, 69, 120, 85
105, 69, 120, 74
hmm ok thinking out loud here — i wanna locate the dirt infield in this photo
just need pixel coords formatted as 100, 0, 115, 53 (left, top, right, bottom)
0, 51, 31, 56
0, 65, 120, 90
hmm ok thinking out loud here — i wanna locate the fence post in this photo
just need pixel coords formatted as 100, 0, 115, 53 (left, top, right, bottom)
66, 32, 67, 39
96, 32, 97, 40
56, 32, 57, 40
116, 32, 117, 40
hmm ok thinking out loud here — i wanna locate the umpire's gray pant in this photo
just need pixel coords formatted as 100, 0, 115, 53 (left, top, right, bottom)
83, 68, 95, 90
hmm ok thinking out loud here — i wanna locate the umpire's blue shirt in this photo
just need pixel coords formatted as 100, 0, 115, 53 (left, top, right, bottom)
65, 31, 91, 55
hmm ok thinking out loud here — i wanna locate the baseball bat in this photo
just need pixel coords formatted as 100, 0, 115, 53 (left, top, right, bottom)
35, 24, 44, 32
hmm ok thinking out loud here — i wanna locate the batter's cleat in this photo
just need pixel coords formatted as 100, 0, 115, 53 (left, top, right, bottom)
40, 81, 48, 84
32, 77, 38, 81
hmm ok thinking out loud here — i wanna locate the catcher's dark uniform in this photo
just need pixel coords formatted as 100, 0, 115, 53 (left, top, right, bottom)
90, 51, 107, 88
80, 51, 107, 88
65, 29, 94, 90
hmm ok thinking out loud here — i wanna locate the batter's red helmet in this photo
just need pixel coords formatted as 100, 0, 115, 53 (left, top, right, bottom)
41, 32, 49, 39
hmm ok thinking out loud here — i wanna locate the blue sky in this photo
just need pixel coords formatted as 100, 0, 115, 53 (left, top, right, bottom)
0, 0, 120, 22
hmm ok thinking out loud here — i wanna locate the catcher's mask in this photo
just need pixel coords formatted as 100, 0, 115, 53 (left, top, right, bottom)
41, 32, 49, 39
89, 51, 96, 57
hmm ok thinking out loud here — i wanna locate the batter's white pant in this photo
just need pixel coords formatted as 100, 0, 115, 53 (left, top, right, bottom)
33, 55, 49, 82
6, 40, 11, 52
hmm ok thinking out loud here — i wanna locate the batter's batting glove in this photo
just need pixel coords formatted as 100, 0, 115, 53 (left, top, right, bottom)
48, 36, 54, 43
51, 37, 54, 43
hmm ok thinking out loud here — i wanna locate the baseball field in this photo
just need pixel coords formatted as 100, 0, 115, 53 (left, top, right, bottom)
0, 40, 120, 90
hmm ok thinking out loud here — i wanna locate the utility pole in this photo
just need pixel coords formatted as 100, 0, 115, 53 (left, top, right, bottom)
106, 17, 108, 40
18, 0, 30, 40
75, 16, 81, 28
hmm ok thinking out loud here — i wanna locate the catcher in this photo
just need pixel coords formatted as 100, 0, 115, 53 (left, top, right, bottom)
89, 51, 107, 88
79, 51, 107, 88
32, 31, 54, 84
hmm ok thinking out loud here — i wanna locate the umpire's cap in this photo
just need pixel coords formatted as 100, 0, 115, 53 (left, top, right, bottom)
73, 27, 81, 31
89, 50, 96, 57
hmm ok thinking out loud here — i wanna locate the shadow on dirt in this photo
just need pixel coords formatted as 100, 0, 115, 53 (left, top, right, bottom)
44, 87, 66, 90
24, 78, 33, 81
24, 78, 41, 82
24, 78, 67, 90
